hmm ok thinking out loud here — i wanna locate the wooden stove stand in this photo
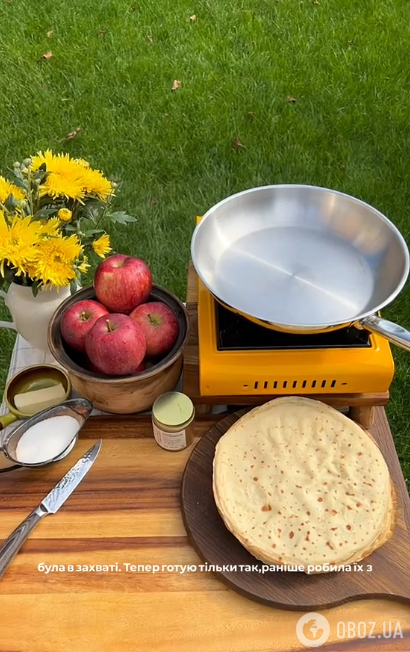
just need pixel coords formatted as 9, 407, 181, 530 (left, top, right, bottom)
183, 263, 389, 429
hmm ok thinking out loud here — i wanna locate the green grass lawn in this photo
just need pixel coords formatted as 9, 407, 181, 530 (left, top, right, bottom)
1, 0, 410, 477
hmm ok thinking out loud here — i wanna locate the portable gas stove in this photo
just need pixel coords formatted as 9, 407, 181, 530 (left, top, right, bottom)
197, 277, 394, 397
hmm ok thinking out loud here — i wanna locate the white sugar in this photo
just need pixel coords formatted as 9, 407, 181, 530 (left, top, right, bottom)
15, 415, 80, 464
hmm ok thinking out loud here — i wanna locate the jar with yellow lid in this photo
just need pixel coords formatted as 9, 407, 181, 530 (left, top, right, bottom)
151, 392, 195, 451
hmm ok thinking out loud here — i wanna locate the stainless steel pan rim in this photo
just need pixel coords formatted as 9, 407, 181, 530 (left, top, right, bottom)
191, 184, 410, 330
191, 185, 410, 352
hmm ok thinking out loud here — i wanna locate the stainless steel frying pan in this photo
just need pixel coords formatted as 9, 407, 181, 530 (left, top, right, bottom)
191, 184, 410, 352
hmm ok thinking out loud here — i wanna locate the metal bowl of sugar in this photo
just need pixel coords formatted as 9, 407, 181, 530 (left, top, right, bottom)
0, 397, 93, 472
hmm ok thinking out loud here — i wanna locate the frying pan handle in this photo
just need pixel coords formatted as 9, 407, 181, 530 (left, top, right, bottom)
360, 316, 410, 353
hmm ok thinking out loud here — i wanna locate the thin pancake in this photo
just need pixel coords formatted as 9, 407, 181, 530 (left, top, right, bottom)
213, 397, 396, 572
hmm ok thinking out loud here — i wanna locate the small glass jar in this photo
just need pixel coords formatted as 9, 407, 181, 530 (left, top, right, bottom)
151, 392, 195, 452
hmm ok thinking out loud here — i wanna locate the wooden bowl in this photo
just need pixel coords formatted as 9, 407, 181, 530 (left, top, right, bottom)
47, 285, 190, 414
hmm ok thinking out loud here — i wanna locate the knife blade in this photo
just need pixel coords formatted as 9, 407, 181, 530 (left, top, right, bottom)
42, 439, 102, 513
0, 440, 102, 580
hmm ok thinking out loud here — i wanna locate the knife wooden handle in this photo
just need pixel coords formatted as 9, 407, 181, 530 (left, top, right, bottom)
0, 508, 45, 580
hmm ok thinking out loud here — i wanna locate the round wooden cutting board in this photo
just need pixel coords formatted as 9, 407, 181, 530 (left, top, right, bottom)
180, 410, 410, 610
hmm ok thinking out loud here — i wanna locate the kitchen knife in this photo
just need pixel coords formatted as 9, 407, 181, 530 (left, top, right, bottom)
0, 439, 102, 580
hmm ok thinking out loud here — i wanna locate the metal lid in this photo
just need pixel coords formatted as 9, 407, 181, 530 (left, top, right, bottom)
152, 392, 194, 426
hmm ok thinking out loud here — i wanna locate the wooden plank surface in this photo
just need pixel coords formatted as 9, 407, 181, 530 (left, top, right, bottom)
0, 413, 409, 652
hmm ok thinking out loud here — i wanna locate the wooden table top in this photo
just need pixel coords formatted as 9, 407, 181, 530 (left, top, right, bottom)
0, 413, 409, 652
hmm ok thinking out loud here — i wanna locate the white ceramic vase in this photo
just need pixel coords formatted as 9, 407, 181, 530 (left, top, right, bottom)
0, 282, 71, 353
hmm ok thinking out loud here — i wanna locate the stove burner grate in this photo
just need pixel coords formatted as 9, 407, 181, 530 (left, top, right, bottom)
215, 303, 371, 351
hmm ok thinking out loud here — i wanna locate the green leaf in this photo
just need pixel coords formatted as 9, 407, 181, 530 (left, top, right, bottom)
82, 203, 105, 223
4, 266, 16, 284
83, 229, 105, 237
33, 169, 48, 184
31, 281, 40, 297
4, 194, 17, 211
82, 210, 97, 224
63, 224, 78, 232
83, 196, 106, 207
109, 211, 137, 224
70, 280, 78, 295
32, 208, 58, 221
38, 197, 59, 209
10, 177, 27, 191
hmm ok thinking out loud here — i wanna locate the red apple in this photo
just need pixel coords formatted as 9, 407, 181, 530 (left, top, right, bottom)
85, 313, 146, 376
129, 301, 179, 357
93, 253, 152, 314
60, 299, 109, 352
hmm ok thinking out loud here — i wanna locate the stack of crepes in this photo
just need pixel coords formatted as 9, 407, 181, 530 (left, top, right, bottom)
212, 397, 396, 573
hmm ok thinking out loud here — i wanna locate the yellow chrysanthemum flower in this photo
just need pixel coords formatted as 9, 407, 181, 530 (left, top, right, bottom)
78, 255, 90, 274
58, 208, 72, 222
33, 150, 85, 202
31, 234, 82, 287
92, 233, 111, 258
40, 172, 85, 202
0, 176, 25, 203
81, 167, 113, 202
31, 150, 77, 174
75, 158, 90, 168
24, 262, 39, 279
38, 217, 61, 237
32, 150, 113, 202
0, 209, 6, 234
31, 150, 56, 172
0, 214, 41, 276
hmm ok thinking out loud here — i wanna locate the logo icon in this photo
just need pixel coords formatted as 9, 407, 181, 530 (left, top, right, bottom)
296, 612, 331, 648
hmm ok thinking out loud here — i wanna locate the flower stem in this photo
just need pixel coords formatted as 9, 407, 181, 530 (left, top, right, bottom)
26, 165, 34, 215
94, 204, 108, 230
